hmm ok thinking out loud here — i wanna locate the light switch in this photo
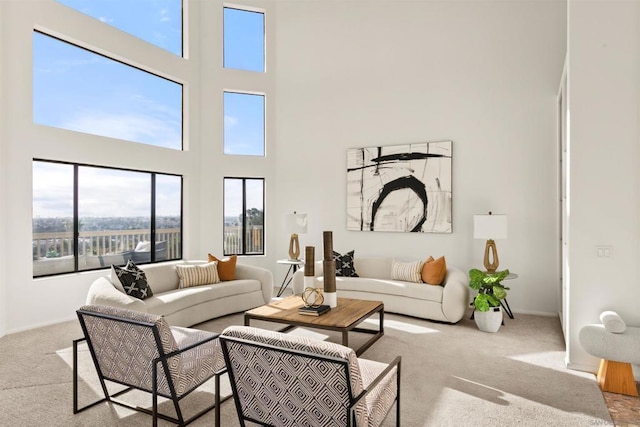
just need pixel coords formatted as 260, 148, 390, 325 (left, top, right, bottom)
596, 246, 612, 258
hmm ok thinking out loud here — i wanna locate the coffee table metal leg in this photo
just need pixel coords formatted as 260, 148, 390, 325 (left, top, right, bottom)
342, 330, 349, 348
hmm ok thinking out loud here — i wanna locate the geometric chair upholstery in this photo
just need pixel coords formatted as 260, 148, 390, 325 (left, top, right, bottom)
219, 325, 401, 427
73, 305, 228, 426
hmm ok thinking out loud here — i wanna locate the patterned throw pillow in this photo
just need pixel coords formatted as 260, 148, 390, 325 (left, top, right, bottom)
207, 254, 237, 281
112, 260, 154, 300
175, 262, 220, 288
422, 256, 447, 285
391, 260, 424, 283
333, 250, 359, 277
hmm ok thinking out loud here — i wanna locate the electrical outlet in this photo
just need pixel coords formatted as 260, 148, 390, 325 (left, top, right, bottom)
596, 246, 612, 258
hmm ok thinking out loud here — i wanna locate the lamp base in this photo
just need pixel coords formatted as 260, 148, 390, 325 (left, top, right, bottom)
483, 239, 499, 273
288, 233, 300, 260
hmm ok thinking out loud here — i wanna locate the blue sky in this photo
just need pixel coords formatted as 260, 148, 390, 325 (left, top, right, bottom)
34, 1, 265, 152
33, 1, 265, 218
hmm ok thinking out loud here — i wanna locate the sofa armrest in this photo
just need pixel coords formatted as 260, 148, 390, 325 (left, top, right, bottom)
440, 268, 470, 323
292, 260, 324, 295
85, 277, 147, 312
235, 264, 274, 304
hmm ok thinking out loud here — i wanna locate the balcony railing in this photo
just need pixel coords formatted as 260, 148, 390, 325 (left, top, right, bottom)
33, 228, 181, 277
223, 225, 263, 255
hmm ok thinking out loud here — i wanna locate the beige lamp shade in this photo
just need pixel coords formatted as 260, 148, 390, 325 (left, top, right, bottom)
474, 213, 507, 273
285, 212, 308, 260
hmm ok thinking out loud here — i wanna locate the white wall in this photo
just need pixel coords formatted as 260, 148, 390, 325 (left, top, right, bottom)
274, 1, 566, 314
0, 1, 7, 336
566, 0, 640, 374
0, 0, 276, 335
0, 0, 567, 335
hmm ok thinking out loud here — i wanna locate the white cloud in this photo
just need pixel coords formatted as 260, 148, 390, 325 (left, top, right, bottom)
224, 115, 238, 127
63, 112, 181, 149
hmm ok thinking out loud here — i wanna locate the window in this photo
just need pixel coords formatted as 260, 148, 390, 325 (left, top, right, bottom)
223, 7, 265, 72
55, 0, 183, 56
33, 31, 183, 150
33, 160, 182, 277
223, 92, 265, 156
223, 178, 264, 256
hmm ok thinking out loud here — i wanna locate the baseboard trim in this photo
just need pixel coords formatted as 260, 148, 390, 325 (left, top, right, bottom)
5, 315, 76, 336
511, 309, 557, 317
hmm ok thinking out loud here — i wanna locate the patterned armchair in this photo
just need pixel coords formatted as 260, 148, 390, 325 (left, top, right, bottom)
220, 325, 401, 427
73, 305, 228, 426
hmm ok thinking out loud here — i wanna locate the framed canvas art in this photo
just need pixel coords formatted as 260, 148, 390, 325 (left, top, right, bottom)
347, 140, 452, 233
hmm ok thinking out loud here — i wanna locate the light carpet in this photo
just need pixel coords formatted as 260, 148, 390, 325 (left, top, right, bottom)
0, 310, 613, 426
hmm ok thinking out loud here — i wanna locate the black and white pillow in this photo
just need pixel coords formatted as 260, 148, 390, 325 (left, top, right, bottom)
333, 250, 359, 277
112, 260, 154, 300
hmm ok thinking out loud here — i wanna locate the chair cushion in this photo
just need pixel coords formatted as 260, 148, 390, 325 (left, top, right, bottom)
78, 305, 178, 396
170, 326, 224, 396
221, 325, 368, 426
358, 358, 398, 427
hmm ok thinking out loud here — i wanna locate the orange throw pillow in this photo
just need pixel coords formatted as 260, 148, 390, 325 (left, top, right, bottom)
207, 254, 237, 281
422, 256, 447, 285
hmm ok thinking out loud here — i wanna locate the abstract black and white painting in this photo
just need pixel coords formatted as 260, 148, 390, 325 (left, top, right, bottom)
347, 141, 452, 233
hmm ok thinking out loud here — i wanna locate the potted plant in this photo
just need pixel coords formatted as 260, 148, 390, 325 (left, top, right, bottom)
469, 268, 510, 332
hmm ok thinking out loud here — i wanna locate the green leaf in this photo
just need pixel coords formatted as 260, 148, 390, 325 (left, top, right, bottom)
493, 285, 507, 300
486, 294, 500, 307
474, 294, 490, 312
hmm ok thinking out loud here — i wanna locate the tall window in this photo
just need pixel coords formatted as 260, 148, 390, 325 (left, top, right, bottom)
33, 31, 183, 150
223, 91, 265, 156
33, 160, 182, 277
223, 178, 264, 256
223, 7, 265, 72
55, 0, 183, 56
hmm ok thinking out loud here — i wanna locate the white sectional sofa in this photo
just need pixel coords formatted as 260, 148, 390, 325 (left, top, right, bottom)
292, 257, 469, 323
86, 260, 273, 327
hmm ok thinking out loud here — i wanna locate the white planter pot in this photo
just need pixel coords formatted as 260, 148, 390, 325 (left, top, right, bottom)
474, 307, 503, 333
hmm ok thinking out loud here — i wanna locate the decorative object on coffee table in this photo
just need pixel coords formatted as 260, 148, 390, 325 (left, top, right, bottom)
323, 231, 337, 308
284, 211, 307, 260
304, 246, 315, 292
301, 287, 324, 308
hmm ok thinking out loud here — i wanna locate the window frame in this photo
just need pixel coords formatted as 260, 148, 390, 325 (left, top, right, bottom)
222, 90, 266, 157
223, 177, 265, 256
32, 30, 185, 151
32, 159, 183, 278
222, 6, 266, 73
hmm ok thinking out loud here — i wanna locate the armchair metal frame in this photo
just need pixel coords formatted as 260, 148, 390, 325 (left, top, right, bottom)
74, 308, 230, 426
220, 335, 401, 427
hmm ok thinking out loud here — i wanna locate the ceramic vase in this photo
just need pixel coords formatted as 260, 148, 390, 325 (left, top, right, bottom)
474, 306, 503, 333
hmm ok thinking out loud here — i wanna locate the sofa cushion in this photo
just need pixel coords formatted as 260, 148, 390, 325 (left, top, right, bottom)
353, 257, 393, 280
112, 260, 154, 300
333, 250, 359, 277
335, 277, 444, 303
207, 254, 237, 281
176, 262, 220, 288
422, 256, 447, 285
144, 279, 261, 316
391, 260, 424, 283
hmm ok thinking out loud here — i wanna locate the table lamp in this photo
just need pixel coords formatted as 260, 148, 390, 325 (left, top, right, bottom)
473, 212, 507, 273
284, 212, 307, 260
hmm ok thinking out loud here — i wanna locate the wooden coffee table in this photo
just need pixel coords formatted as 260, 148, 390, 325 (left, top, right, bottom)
244, 296, 384, 356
